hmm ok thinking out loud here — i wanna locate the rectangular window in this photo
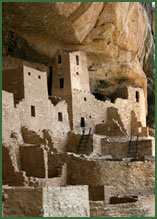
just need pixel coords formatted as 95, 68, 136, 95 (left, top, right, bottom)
136, 91, 139, 102
58, 112, 63, 121
58, 55, 62, 64
31, 105, 35, 117
59, 78, 64, 89
76, 55, 79, 65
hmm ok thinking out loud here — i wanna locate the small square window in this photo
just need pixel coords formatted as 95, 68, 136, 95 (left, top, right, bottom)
28, 72, 31, 76
58, 112, 63, 121
31, 105, 35, 117
38, 75, 41, 79
59, 78, 64, 89
84, 97, 87, 101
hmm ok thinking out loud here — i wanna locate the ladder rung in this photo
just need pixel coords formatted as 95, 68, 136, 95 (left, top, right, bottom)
81, 140, 87, 142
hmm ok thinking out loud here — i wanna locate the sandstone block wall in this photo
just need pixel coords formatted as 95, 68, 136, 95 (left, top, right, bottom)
67, 131, 93, 154
51, 51, 72, 98
51, 51, 73, 127
131, 111, 148, 137
95, 107, 127, 137
72, 89, 110, 133
90, 195, 155, 217
92, 134, 103, 155
49, 100, 70, 152
128, 86, 146, 126
20, 145, 48, 178
17, 98, 70, 152
67, 159, 155, 196
47, 163, 67, 186
3, 187, 43, 217
48, 153, 155, 196
52, 51, 90, 96
2, 65, 71, 152
2, 68, 24, 105
95, 86, 146, 136
3, 186, 90, 217
2, 145, 27, 186
90, 196, 154, 217
71, 87, 146, 136
69, 51, 90, 92
113, 86, 146, 134
2, 91, 22, 142
17, 66, 52, 131
2, 146, 15, 184
43, 186, 90, 217
101, 139, 155, 158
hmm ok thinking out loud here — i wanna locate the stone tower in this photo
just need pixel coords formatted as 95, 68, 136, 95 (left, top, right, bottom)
51, 50, 90, 130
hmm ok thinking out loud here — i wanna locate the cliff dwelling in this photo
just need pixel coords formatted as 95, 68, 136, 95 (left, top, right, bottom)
2, 2, 155, 217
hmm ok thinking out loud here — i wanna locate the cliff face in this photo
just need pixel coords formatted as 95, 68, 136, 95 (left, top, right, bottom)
2, 2, 155, 128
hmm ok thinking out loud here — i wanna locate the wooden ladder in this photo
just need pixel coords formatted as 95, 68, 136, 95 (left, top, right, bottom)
77, 128, 91, 154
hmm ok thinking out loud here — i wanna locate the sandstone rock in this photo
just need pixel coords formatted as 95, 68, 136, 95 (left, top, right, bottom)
2, 2, 154, 125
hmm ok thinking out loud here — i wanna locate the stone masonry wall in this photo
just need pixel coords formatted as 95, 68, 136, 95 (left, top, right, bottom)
72, 86, 146, 135
2, 91, 22, 142
69, 51, 90, 92
67, 131, 93, 154
101, 138, 155, 158
2, 68, 24, 105
2, 145, 27, 186
3, 187, 43, 217
68, 159, 155, 196
17, 66, 51, 131
20, 145, 48, 178
113, 86, 146, 134
96, 86, 146, 136
49, 100, 70, 152
72, 89, 110, 133
90, 196, 155, 217
51, 51, 73, 128
68, 160, 155, 196
3, 185, 90, 217
48, 154, 155, 196
43, 186, 90, 217
95, 107, 127, 137
2, 66, 70, 152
